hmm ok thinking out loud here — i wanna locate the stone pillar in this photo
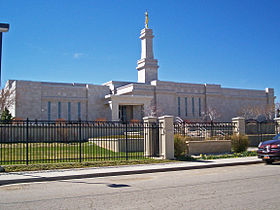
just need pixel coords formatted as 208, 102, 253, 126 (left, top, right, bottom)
274, 118, 280, 134
143, 116, 157, 157
109, 101, 119, 121
158, 115, 174, 160
232, 117, 246, 135
266, 88, 275, 107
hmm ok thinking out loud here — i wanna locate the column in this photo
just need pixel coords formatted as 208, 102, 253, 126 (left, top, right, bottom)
232, 117, 246, 135
158, 115, 174, 159
109, 100, 119, 121
143, 116, 157, 157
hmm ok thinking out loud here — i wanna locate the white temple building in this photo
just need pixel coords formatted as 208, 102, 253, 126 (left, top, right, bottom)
4, 19, 275, 122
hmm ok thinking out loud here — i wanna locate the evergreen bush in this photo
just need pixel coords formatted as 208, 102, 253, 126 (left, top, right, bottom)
1, 108, 13, 123
231, 134, 249, 153
174, 134, 188, 157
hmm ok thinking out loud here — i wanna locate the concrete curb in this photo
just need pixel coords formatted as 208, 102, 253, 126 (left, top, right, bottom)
0, 159, 263, 186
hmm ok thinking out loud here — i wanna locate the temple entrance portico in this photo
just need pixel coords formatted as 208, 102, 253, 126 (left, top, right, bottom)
105, 95, 153, 121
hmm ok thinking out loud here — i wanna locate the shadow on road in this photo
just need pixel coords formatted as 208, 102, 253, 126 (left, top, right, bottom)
107, 184, 131, 188
58, 179, 131, 188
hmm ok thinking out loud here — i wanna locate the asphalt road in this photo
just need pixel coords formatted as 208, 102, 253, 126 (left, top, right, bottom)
0, 163, 280, 210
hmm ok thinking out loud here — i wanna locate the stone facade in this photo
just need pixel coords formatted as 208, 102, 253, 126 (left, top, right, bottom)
3, 24, 275, 122
6, 80, 110, 121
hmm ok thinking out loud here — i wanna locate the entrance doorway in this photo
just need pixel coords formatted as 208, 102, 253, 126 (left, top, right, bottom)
119, 105, 144, 122
119, 105, 134, 122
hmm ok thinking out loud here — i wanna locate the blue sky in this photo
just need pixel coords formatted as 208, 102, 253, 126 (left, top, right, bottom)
0, 0, 279, 100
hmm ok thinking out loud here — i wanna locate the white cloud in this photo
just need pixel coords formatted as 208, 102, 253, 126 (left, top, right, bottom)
73, 53, 84, 59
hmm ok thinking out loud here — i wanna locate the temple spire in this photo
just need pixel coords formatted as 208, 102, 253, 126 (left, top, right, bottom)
136, 12, 159, 84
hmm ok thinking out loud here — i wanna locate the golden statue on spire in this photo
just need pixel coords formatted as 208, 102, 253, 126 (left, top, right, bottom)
145, 10, 149, 28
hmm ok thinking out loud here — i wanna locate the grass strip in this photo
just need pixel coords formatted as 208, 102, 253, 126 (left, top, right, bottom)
2, 159, 173, 172
176, 151, 257, 161
199, 151, 257, 160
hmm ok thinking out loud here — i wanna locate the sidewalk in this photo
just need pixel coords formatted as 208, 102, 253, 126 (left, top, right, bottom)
0, 157, 262, 186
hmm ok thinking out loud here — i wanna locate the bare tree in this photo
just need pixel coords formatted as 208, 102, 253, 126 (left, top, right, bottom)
0, 87, 15, 115
239, 104, 275, 121
202, 106, 221, 122
144, 99, 164, 117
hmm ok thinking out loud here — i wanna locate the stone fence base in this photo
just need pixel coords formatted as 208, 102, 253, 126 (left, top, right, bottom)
89, 138, 144, 153
186, 140, 231, 155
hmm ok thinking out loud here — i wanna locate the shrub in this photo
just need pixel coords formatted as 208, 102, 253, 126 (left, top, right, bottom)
174, 134, 188, 157
1, 108, 13, 123
230, 134, 249, 153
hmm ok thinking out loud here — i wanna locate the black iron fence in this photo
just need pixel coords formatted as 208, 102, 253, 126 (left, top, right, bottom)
0, 119, 161, 165
245, 119, 279, 146
174, 121, 235, 140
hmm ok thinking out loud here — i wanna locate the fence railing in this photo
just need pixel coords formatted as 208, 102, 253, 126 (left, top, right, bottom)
0, 120, 161, 165
174, 121, 235, 141
245, 119, 279, 146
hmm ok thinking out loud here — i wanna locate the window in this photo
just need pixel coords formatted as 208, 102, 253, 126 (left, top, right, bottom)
198, 98, 201, 117
78, 102, 81, 120
185, 97, 188, 116
192, 97, 195, 116
178, 97, 181, 116
58, 102, 61, 119
47, 101, 51, 121
68, 102, 71, 121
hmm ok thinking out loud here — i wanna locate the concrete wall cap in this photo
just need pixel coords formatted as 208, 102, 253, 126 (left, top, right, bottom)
143, 116, 157, 120
158, 115, 174, 120
232, 117, 245, 120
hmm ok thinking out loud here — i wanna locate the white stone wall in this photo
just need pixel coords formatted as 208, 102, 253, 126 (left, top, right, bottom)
87, 84, 111, 121
14, 80, 42, 120
10, 80, 110, 121
132, 105, 143, 120
151, 81, 274, 121
152, 81, 206, 120
5, 79, 274, 122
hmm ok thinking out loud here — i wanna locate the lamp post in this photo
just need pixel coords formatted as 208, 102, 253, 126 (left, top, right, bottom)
0, 23, 9, 172
0, 23, 9, 88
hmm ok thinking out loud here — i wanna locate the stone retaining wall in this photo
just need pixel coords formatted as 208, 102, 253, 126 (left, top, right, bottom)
186, 140, 231, 155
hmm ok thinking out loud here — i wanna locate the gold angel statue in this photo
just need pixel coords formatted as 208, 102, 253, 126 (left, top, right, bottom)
145, 10, 149, 28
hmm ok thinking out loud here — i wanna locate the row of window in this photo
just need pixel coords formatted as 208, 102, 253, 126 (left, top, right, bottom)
47, 102, 81, 121
178, 97, 201, 117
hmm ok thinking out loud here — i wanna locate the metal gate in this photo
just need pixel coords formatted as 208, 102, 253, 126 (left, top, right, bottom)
245, 119, 278, 146
143, 122, 160, 157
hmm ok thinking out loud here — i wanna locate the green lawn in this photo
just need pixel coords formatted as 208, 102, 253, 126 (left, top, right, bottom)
0, 142, 146, 165
3, 159, 173, 172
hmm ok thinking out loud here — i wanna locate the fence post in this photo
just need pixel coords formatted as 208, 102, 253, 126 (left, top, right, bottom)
79, 120, 82, 163
274, 118, 280, 134
158, 115, 174, 160
210, 120, 214, 137
0, 122, 3, 171
125, 122, 128, 160
26, 118, 29, 165
143, 116, 157, 157
232, 117, 245, 135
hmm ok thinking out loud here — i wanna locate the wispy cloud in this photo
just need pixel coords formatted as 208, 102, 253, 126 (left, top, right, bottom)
24, 42, 48, 54
73, 53, 84, 59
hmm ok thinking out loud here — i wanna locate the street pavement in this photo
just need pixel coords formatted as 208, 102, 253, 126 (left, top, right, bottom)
0, 157, 262, 186
0, 163, 279, 210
